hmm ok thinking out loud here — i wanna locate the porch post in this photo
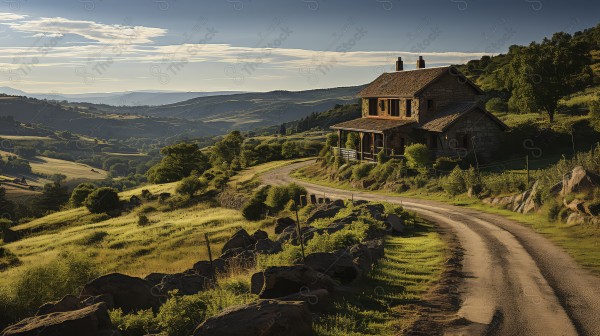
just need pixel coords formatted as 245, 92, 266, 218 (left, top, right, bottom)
382, 132, 387, 156
371, 132, 375, 158
358, 132, 364, 162
337, 129, 342, 157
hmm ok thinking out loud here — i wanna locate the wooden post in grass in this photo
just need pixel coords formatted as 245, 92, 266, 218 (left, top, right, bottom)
294, 200, 306, 264
204, 232, 216, 283
526, 155, 530, 188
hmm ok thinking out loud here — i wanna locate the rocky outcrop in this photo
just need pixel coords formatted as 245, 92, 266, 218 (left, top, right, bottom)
254, 239, 282, 255
80, 273, 160, 313
561, 166, 600, 196
221, 229, 255, 254
482, 181, 541, 214
1, 303, 116, 336
306, 205, 343, 223
255, 265, 337, 299
305, 251, 359, 284
36, 295, 83, 316
193, 300, 312, 336
275, 217, 295, 234
386, 214, 405, 234
155, 273, 212, 296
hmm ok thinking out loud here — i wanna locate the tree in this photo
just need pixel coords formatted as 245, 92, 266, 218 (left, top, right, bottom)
241, 197, 267, 221
109, 163, 129, 177
210, 131, 245, 167
404, 143, 430, 168
35, 179, 69, 214
84, 187, 121, 214
485, 97, 508, 113
176, 176, 207, 198
70, 183, 97, 207
590, 99, 600, 132
0, 187, 15, 220
281, 141, 298, 159
147, 143, 210, 183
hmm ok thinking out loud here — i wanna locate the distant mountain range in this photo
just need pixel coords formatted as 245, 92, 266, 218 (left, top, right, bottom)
100, 85, 365, 130
0, 87, 245, 106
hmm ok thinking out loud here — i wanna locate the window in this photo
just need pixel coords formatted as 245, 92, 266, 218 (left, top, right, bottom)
368, 98, 377, 116
405, 99, 412, 117
390, 99, 400, 116
427, 99, 435, 111
379, 99, 385, 112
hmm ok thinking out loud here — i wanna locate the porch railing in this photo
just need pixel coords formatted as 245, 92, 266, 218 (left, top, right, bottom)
331, 147, 405, 162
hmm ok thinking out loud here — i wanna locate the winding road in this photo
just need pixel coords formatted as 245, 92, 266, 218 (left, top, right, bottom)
261, 160, 600, 336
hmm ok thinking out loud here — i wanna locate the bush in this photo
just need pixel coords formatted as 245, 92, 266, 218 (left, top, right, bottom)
138, 214, 150, 226
587, 200, 600, 216
110, 309, 159, 336
286, 183, 307, 205
69, 183, 97, 207
404, 143, 429, 168
12, 252, 99, 318
485, 97, 508, 113
376, 150, 388, 164
443, 166, 467, 195
352, 163, 372, 180
265, 185, 290, 212
157, 294, 207, 336
176, 176, 207, 198
345, 132, 359, 150
84, 187, 121, 214
433, 157, 460, 172
546, 200, 561, 222
241, 197, 266, 221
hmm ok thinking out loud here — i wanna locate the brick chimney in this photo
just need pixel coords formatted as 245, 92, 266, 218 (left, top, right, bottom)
395, 57, 403, 71
416, 56, 425, 69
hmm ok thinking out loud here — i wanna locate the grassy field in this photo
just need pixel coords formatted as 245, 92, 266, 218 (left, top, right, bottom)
314, 222, 447, 335
293, 165, 600, 275
29, 156, 108, 182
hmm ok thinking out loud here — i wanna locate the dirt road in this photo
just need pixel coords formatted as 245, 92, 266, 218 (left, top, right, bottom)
261, 160, 600, 336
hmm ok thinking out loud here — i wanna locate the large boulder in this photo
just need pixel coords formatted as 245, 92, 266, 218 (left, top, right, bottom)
561, 166, 600, 196
193, 300, 312, 336
144, 273, 169, 287
521, 181, 541, 214
306, 205, 343, 223
156, 273, 211, 296
80, 273, 160, 313
254, 239, 282, 255
36, 295, 83, 316
192, 259, 226, 276
1, 303, 115, 336
305, 251, 359, 284
221, 229, 255, 254
257, 265, 337, 299
250, 230, 268, 241
386, 214, 405, 234
275, 217, 295, 234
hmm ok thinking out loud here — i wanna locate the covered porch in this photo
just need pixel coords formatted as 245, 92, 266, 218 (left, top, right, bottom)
330, 118, 415, 162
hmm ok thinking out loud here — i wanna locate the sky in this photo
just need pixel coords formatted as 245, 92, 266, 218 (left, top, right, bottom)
0, 0, 598, 94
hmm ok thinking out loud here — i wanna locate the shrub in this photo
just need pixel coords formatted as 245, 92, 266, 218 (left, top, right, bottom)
352, 163, 372, 180
546, 200, 561, 222
110, 309, 159, 336
443, 166, 467, 195
69, 183, 97, 207
138, 214, 150, 226
376, 150, 388, 164
286, 183, 307, 205
265, 185, 290, 212
84, 187, 121, 214
77, 231, 108, 245
345, 132, 359, 150
157, 294, 207, 336
404, 143, 429, 168
587, 200, 600, 216
241, 197, 266, 221
12, 252, 98, 317
176, 176, 207, 198
433, 156, 460, 172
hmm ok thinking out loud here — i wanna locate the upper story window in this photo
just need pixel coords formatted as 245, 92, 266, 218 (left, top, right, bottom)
368, 98, 377, 116
427, 99, 435, 112
405, 99, 412, 117
379, 100, 385, 112
390, 99, 400, 117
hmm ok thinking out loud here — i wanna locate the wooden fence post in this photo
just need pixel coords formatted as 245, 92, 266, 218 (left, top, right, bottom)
294, 200, 306, 264
204, 232, 216, 283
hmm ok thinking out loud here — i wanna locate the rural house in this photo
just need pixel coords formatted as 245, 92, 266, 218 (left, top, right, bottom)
331, 56, 508, 161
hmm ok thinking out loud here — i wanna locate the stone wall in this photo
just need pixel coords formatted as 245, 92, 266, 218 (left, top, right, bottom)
418, 72, 483, 122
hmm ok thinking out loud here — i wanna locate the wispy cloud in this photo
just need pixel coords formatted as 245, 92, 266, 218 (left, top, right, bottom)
0, 13, 27, 21
6, 17, 166, 44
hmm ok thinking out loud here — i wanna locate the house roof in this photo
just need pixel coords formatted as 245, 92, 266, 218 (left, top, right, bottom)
357, 66, 482, 98
419, 101, 509, 132
330, 118, 415, 134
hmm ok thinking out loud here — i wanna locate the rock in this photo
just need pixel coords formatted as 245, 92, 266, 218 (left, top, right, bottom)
250, 229, 268, 241
192, 259, 226, 276
332, 199, 345, 207
157, 273, 211, 296
281, 288, 332, 312
353, 200, 368, 206
158, 192, 171, 200
80, 273, 160, 313
193, 300, 312, 336
254, 239, 282, 254
221, 229, 255, 254
349, 244, 374, 273
360, 203, 385, 220
364, 239, 384, 261
80, 294, 114, 311
221, 249, 256, 270
258, 265, 337, 299
561, 166, 600, 196
386, 214, 405, 234
521, 181, 540, 214
144, 273, 168, 287
36, 295, 83, 316
250, 272, 264, 295
566, 212, 588, 226
129, 195, 142, 207
275, 217, 295, 234
305, 251, 359, 284
564, 199, 586, 213
306, 206, 343, 223
1, 303, 115, 336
